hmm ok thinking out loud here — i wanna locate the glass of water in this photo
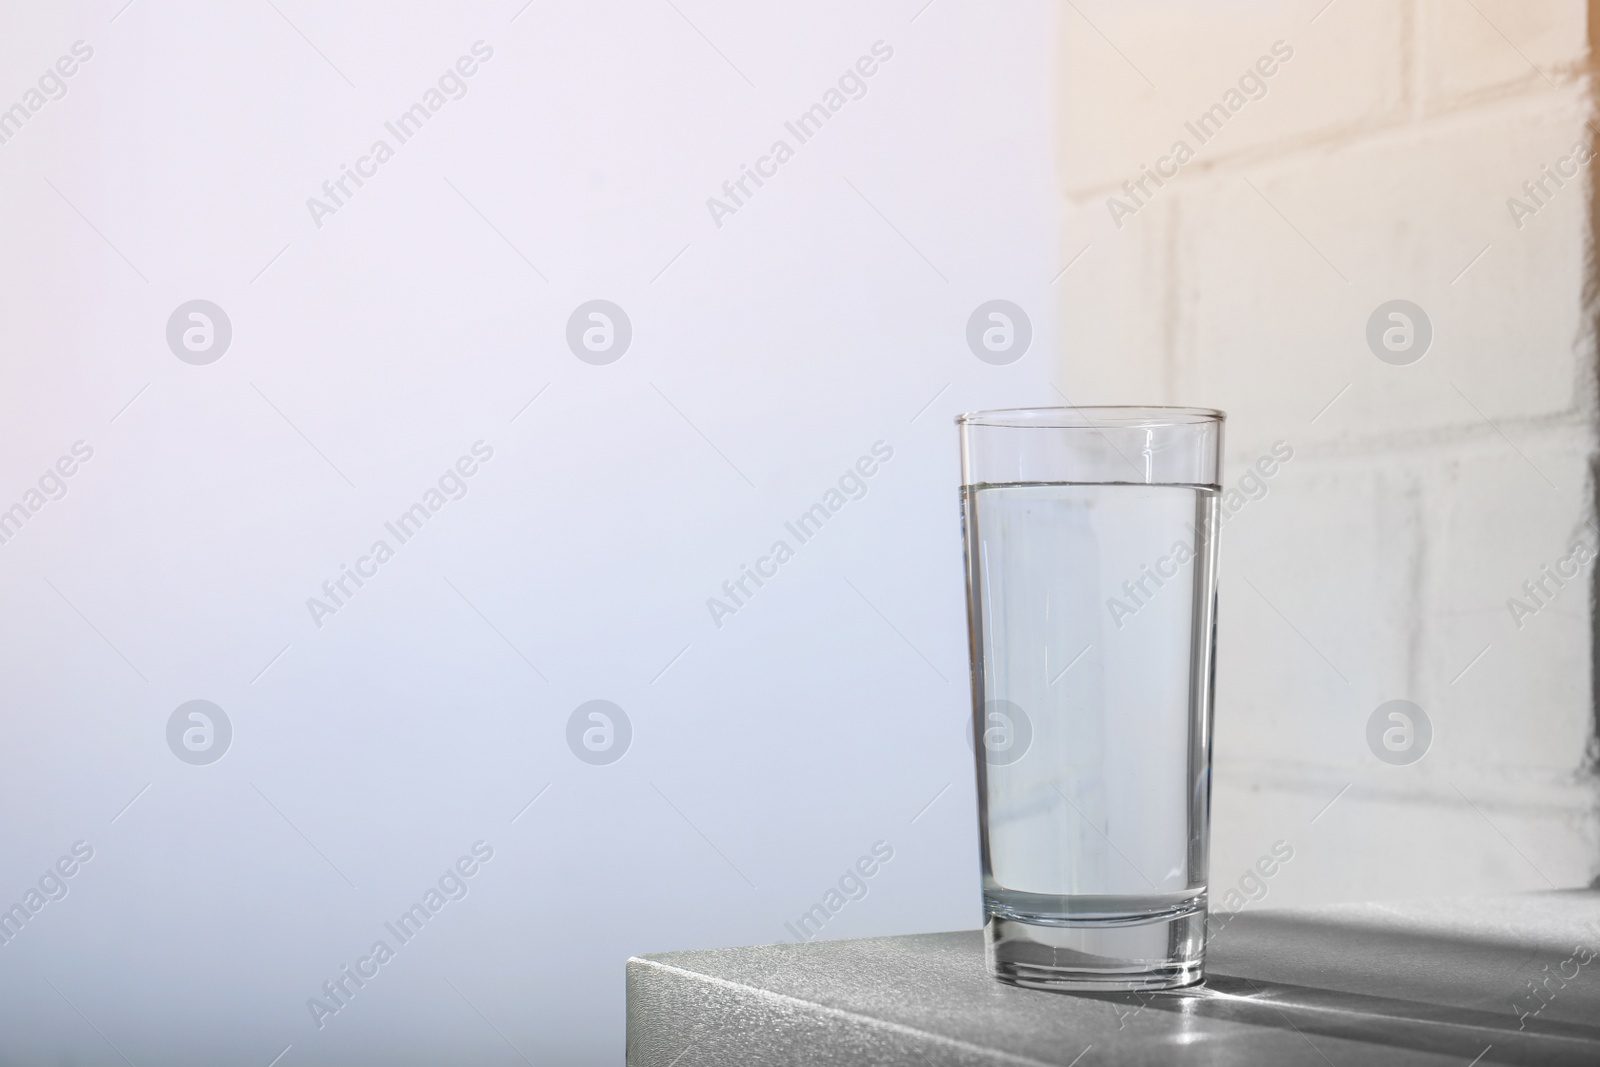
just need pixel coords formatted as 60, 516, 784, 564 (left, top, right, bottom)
958, 406, 1224, 991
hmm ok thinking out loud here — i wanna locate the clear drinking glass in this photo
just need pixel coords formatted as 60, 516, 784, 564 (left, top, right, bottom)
958, 406, 1224, 991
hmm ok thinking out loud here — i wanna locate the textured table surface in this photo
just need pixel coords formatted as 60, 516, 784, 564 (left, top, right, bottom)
627, 890, 1600, 1066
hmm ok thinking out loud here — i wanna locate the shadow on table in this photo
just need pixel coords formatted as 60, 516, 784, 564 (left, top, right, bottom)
1080, 901, 1600, 1066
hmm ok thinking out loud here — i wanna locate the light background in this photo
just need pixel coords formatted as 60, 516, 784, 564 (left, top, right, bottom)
0, 1, 1056, 1063
0, 1, 1597, 1064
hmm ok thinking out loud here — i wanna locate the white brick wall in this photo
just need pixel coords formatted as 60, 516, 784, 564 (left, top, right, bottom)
1421, 0, 1589, 109
1057, 0, 1599, 903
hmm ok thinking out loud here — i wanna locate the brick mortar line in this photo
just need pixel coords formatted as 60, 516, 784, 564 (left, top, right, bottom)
1059, 69, 1591, 203
1223, 410, 1596, 464
1214, 772, 1600, 818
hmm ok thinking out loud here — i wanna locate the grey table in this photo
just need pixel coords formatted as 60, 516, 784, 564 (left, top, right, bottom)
627, 890, 1600, 1065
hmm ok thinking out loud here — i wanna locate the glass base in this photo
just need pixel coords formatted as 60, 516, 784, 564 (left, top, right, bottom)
984, 909, 1206, 992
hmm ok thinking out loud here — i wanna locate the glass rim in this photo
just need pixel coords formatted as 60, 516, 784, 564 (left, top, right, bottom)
955, 405, 1225, 428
